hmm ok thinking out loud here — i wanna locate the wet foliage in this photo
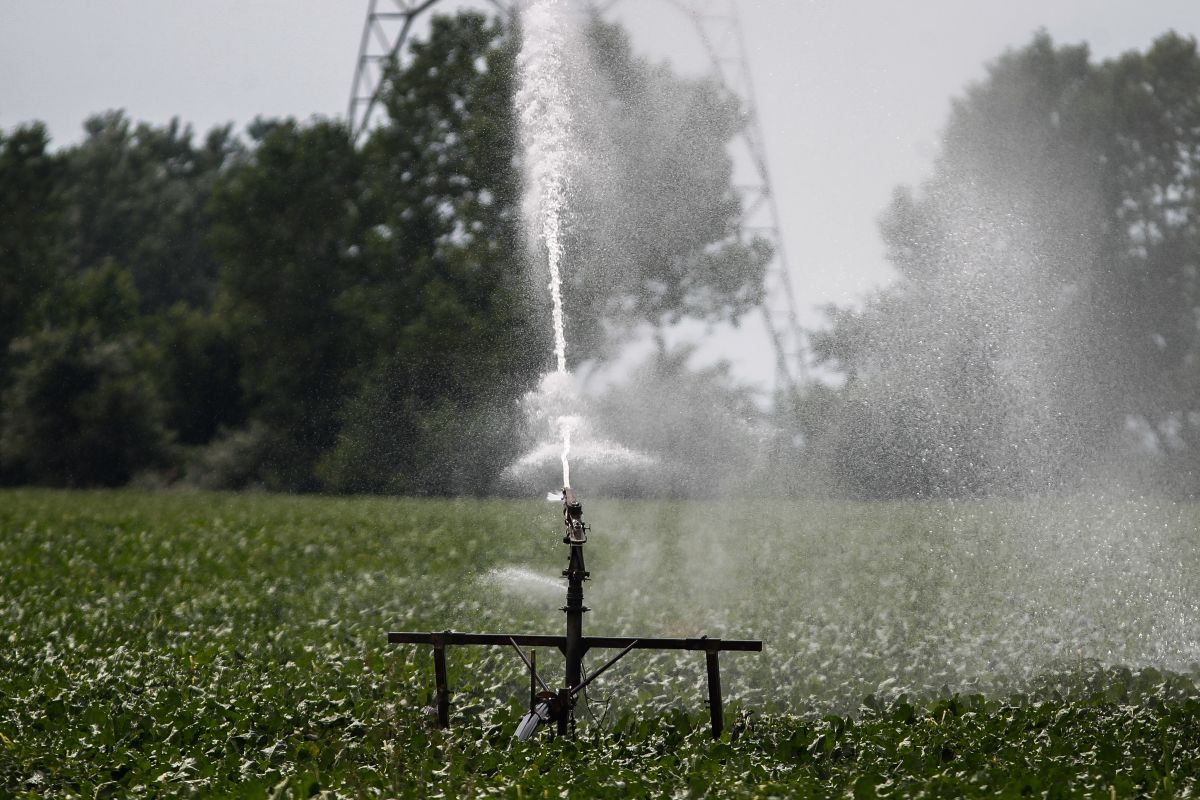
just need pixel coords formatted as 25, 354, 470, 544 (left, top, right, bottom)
1, 489, 1198, 797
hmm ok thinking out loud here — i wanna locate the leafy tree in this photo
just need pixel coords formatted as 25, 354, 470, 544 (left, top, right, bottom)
0, 9, 775, 495
0, 115, 245, 486
0, 262, 171, 486
318, 13, 542, 494
0, 124, 65, 385
154, 304, 245, 446
209, 118, 365, 491
812, 31, 1200, 498
1089, 32, 1200, 492
319, 11, 772, 494
63, 111, 238, 311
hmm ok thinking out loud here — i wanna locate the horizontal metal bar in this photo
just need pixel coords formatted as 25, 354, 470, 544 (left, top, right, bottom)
389, 631, 567, 650
585, 636, 763, 653
388, 631, 762, 653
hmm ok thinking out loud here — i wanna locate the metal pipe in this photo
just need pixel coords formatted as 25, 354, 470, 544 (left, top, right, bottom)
509, 637, 550, 693
387, 483, 763, 741
555, 688, 570, 737
705, 651, 723, 739
530, 649, 537, 711
564, 543, 587, 688
433, 642, 450, 729
389, 631, 762, 652
572, 639, 639, 697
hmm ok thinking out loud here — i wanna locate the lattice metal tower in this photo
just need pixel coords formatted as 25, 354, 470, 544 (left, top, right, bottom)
348, 0, 806, 397
348, 0, 515, 140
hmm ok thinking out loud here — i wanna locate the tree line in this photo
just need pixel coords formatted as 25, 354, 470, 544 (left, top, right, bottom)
0, 12, 765, 494
3, 14, 1198, 499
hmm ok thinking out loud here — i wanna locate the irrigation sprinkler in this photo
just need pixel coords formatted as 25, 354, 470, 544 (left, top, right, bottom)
388, 488, 763, 740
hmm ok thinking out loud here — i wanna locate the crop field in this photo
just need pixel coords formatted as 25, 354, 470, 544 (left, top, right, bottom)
2, 489, 1200, 797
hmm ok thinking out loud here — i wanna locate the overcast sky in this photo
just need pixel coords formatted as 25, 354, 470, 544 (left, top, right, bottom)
2, 1, 1196, 391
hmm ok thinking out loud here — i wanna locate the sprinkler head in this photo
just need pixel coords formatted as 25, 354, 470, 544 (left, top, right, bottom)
562, 487, 586, 544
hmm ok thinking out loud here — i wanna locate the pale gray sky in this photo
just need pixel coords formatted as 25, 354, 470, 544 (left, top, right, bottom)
1, 1, 1196, 391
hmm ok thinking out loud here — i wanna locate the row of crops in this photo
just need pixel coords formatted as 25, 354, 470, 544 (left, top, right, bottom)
2, 489, 1198, 796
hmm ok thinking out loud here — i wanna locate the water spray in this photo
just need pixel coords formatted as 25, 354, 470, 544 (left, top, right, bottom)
517, 0, 577, 486
559, 416, 577, 488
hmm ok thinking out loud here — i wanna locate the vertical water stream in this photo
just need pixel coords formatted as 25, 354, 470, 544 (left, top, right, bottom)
516, 0, 577, 487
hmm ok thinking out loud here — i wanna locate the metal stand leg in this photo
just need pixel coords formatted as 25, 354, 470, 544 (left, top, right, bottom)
433, 642, 450, 729
556, 687, 570, 737
530, 649, 537, 712
705, 651, 724, 739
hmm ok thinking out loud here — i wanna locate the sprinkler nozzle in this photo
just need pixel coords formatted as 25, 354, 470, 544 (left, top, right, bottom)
562, 487, 586, 544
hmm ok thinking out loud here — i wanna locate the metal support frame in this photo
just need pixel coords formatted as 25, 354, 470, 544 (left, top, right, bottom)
432, 635, 450, 727
705, 649, 724, 737
389, 630, 763, 655
389, 630, 759, 737
388, 489, 762, 739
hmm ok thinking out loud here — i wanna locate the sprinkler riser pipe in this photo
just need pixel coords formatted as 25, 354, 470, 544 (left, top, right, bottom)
563, 543, 588, 689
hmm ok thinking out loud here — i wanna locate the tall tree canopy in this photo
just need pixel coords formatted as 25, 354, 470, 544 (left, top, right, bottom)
64, 112, 238, 311
318, 12, 770, 492
0, 10, 771, 493
0, 124, 64, 386
1094, 32, 1200, 491
315, 13, 543, 494
812, 31, 1200, 498
208, 118, 365, 490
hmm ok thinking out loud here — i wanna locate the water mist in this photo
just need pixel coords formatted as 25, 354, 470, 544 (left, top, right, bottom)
516, 0, 578, 489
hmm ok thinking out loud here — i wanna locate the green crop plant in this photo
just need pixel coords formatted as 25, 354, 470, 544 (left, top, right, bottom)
1, 489, 1198, 797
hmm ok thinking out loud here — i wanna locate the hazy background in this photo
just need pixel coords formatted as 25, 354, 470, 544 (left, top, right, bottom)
3, 0, 1195, 391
